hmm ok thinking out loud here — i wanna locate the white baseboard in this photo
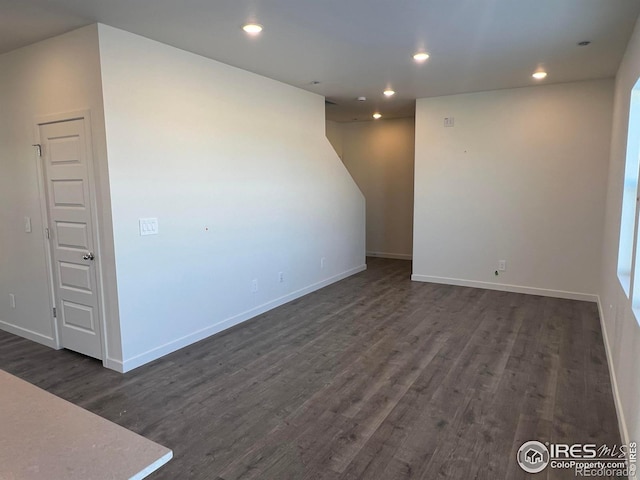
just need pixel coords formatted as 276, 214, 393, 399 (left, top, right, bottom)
410, 274, 598, 303
103, 357, 124, 373
596, 297, 629, 447
121, 264, 367, 373
366, 251, 412, 260
0, 320, 58, 349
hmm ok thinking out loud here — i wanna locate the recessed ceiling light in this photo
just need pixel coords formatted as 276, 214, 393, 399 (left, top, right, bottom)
373, 113, 382, 119
383, 89, 395, 97
242, 23, 263, 35
532, 71, 547, 80
413, 52, 430, 62
357, 96, 367, 102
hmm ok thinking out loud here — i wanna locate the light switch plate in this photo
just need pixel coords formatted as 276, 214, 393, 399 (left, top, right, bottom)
139, 218, 159, 236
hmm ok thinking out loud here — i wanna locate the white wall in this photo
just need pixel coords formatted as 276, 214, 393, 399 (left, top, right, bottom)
339, 118, 415, 259
413, 80, 613, 300
97, 25, 365, 371
600, 16, 640, 448
325, 120, 344, 160
0, 26, 123, 364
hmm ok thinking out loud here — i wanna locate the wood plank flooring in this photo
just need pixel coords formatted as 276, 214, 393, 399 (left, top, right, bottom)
0, 258, 620, 479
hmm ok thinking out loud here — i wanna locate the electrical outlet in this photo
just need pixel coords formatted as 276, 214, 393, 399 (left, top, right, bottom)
278, 272, 284, 283
321, 257, 326, 269
251, 279, 258, 293
498, 260, 506, 272
9, 294, 15, 309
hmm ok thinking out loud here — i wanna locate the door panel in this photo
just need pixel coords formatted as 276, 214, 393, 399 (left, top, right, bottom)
61, 300, 95, 332
40, 118, 103, 360
55, 222, 90, 250
52, 179, 86, 206
59, 262, 92, 292
49, 135, 82, 164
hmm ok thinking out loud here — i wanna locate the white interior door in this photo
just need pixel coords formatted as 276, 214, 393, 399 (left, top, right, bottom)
39, 118, 103, 360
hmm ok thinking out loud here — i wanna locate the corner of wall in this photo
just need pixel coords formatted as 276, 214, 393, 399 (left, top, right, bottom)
597, 12, 640, 452
94, 22, 124, 370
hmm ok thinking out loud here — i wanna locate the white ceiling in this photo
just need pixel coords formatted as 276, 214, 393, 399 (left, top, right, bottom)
1, 0, 639, 121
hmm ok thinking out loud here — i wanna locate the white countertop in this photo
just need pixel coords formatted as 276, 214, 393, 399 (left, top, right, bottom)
0, 369, 172, 480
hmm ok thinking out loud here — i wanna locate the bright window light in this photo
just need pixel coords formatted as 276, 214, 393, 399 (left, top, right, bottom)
618, 82, 640, 302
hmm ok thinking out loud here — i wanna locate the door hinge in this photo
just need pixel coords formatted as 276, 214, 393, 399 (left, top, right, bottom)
45, 227, 50, 239
52, 307, 57, 318
32, 144, 42, 157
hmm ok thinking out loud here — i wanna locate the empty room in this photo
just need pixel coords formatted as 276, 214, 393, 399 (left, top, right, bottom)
1, 1, 640, 479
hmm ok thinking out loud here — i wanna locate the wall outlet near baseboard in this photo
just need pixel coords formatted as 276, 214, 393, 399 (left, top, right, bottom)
320, 257, 326, 269
498, 260, 506, 272
251, 279, 258, 293
278, 272, 284, 283
9, 294, 15, 308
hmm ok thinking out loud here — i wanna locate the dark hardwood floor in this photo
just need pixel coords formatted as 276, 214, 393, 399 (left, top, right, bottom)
0, 258, 620, 479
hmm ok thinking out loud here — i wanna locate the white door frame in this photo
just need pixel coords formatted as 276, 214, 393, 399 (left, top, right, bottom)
34, 109, 109, 362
